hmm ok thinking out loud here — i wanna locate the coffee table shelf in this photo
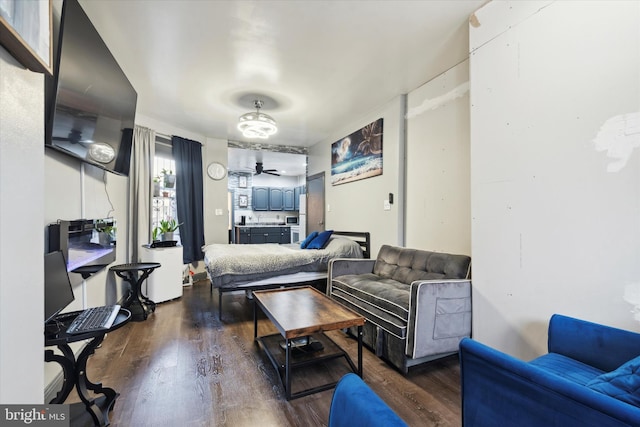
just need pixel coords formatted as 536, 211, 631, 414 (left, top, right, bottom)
253, 286, 365, 400
257, 332, 358, 398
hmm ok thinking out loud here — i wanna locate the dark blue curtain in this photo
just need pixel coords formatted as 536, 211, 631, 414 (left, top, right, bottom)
172, 136, 204, 264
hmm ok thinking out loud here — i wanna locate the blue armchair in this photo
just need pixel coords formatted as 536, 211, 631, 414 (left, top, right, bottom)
460, 314, 640, 426
328, 374, 408, 427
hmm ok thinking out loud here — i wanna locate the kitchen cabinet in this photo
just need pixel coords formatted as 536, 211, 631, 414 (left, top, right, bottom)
252, 187, 269, 211
269, 188, 284, 210
283, 188, 295, 211
235, 226, 291, 244
237, 227, 251, 244
251, 227, 277, 243
251, 186, 305, 211
294, 187, 301, 211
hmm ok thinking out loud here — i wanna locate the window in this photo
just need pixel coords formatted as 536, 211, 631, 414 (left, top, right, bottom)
152, 138, 180, 242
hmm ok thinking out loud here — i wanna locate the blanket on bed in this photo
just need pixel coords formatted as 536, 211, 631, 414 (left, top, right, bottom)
203, 236, 363, 288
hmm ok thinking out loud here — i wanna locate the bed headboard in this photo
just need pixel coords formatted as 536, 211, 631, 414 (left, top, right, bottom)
333, 231, 371, 259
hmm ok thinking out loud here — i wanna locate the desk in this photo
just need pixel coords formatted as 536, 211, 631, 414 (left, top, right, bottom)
45, 308, 131, 427
110, 262, 161, 321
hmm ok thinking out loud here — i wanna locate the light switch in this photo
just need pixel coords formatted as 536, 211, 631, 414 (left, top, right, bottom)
327, 204, 331, 212
384, 200, 391, 211
215, 208, 223, 216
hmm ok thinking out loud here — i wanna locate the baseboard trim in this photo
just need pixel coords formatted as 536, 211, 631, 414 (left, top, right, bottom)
44, 369, 65, 403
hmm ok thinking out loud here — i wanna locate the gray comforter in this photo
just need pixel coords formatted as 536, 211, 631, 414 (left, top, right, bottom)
203, 236, 363, 288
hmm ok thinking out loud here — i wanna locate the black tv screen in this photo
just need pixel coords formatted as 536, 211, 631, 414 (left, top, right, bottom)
46, 0, 136, 176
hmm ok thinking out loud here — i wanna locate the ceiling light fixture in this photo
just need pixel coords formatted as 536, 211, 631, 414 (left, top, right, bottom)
237, 99, 277, 139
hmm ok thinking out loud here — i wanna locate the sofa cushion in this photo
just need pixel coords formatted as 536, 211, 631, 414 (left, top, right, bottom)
529, 353, 605, 385
586, 355, 640, 407
372, 245, 470, 285
332, 274, 410, 320
331, 274, 409, 338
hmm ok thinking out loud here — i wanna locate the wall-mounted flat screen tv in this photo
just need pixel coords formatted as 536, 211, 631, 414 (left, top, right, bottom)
46, 0, 137, 176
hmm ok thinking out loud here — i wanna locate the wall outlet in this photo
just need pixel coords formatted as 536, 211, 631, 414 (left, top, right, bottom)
215, 208, 223, 216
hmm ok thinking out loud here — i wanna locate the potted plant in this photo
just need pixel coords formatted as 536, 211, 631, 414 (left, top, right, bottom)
162, 169, 176, 188
153, 176, 161, 197
154, 218, 182, 241
96, 219, 116, 246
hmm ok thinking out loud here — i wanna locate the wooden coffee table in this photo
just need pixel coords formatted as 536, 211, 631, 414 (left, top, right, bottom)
253, 286, 365, 400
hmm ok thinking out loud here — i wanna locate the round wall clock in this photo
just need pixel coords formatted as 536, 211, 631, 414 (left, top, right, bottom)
207, 162, 227, 180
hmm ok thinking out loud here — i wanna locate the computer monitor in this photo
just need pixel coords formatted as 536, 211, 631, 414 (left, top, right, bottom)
45, 251, 76, 325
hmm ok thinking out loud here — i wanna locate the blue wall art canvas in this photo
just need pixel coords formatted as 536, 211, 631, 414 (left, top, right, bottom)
331, 118, 383, 185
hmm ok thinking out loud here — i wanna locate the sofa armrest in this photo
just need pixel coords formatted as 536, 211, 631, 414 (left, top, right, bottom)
327, 258, 376, 294
548, 314, 640, 372
459, 338, 640, 427
407, 279, 471, 360
328, 373, 408, 427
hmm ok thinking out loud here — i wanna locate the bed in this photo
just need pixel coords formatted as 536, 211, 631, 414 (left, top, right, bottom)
203, 231, 370, 319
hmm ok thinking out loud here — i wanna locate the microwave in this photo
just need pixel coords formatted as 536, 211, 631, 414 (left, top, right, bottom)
285, 216, 299, 225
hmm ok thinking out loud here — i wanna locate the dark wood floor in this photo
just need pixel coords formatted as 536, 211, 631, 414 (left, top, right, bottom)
79, 280, 462, 426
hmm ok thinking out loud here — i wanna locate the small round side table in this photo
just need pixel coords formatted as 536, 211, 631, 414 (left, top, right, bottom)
110, 262, 161, 321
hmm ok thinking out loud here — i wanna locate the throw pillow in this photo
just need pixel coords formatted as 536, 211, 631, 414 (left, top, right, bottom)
300, 231, 319, 249
586, 355, 640, 406
306, 230, 334, 249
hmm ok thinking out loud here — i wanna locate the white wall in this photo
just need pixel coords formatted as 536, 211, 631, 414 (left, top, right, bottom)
203, 136, 229, 246
308, 96, 405, 255
44, 151, 130, 310
0, 48, 45, 403
406, 59, 471, 255
470, 0, 640, 359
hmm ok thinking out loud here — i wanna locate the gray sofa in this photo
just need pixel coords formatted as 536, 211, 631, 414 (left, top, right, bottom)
328, 245, 471, 373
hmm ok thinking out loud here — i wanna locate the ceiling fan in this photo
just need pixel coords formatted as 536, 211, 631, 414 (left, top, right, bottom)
255, 162, 280, 176
52, 129, 91, 144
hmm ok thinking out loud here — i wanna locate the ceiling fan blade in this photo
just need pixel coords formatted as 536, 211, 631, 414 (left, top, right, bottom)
52, 136, 92, 144
254, 162, 280, 176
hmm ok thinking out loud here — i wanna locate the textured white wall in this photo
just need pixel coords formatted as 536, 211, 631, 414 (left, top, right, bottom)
0, 48, 45, 403
406, 60, 471, 255
470, 0, 640, 359
308, 96, 405, 256
44, 151, 129, 310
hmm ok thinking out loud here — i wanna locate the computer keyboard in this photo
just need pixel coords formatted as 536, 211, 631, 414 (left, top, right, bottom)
66, 305, 121, 335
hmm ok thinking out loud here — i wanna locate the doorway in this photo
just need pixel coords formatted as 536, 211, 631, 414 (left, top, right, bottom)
306, 172, 325, 234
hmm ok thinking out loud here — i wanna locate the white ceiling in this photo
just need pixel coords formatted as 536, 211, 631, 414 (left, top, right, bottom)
78, 0, 484, 175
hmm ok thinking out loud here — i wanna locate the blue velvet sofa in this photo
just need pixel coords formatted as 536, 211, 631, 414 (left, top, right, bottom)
460, 314, 640, 426
328, 373, 408, 427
